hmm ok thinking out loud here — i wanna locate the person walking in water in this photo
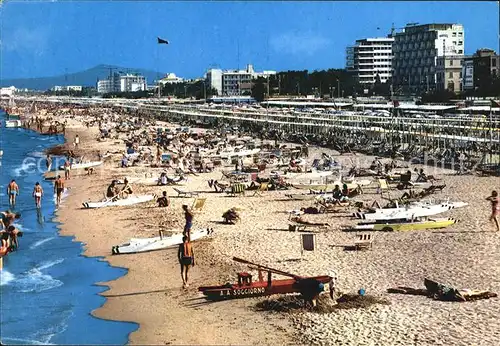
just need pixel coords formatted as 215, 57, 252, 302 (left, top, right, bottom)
178, 235, 195, 288
182, 204, 193, 240
54, 175, 65, 209
46, 155, 52, 172
33, 182, 44, 208
486, 190, 500, 232
7, 180, 19, 207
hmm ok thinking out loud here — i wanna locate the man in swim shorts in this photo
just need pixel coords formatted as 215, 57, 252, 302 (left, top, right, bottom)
178, 235, 195, 288
7, 180, 19, 207
54, 175, 65, 208
33, 182, 44, 208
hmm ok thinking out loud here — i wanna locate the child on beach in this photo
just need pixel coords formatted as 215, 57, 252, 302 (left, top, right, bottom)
178, 235, 195, 288
486, 191, 499, 232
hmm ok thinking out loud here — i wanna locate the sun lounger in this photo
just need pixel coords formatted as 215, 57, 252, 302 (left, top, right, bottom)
353, 233, 373, 250
227, 183, 246, 197
252, 182, 269, 196
173, 187, 199, 198
191, 197, 207, 212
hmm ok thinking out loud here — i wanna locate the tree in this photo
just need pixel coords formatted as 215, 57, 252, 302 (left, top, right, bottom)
251, 77, 266, 102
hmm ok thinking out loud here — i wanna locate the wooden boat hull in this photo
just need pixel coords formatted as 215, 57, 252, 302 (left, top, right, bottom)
199, 275, 332, 300
354, 218, 457, 231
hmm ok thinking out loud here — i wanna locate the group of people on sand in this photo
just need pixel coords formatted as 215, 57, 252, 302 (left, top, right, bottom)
106, 179, 133, 201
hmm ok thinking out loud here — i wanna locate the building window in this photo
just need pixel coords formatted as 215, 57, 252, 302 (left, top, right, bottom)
449, 72, 453, 78
458, 41, 463, 45
458, 50, 463, 54
493, 59, 497, 67
450, 60, 453, 66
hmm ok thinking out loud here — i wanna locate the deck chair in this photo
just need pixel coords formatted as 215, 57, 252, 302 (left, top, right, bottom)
173, 187, 199, 198
191, 197, 207, 212
377, 179, 391, 197
252, 182, 269, 196
227, 183, 246, 197
354, 233, 373, 250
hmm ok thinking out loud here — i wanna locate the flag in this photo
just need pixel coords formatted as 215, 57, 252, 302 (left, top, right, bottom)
491, 99, 500, 108
393, 100, 400, 108
157, 37, 169, 44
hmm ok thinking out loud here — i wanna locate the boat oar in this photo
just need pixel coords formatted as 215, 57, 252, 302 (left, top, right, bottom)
232, 257, 302, 280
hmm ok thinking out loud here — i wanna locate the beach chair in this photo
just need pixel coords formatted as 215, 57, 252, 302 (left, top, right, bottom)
377, 179, 391, 197
173, 187, 199, 198
227, 183, 246, 197
252, 182, 269, 196
191, 197, 207, 212
354, 233, 373, 250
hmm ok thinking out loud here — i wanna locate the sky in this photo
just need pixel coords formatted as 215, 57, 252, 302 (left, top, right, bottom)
1, 1, 499, 79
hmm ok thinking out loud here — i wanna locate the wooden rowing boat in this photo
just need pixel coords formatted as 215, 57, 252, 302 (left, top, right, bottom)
353, 217, 457, 231
82, 194, 155, 209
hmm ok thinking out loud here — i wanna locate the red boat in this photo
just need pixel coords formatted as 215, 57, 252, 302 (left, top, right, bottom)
198, 257, 333, 302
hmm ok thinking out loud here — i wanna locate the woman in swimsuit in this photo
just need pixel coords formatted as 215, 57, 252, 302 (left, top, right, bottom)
33, 182, 44, 208
486, 190, 499, 232
183, 204, 193, 240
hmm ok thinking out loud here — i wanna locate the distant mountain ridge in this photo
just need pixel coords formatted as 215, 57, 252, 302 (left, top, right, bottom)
1, 65, 165, 90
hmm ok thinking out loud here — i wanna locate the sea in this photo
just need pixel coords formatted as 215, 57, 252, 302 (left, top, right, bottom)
0, 112, 138, 344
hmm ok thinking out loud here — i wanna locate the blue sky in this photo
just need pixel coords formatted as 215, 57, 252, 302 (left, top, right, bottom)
1, 1, 499, 79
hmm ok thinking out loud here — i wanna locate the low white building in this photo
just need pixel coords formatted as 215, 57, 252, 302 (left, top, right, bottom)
206, 64, 276, 97
159, 73, 184, 85
0, 86, 16, 97
52, 85, 83, 92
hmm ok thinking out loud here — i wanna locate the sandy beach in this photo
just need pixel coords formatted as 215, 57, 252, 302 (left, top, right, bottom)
30, 109, 500, 345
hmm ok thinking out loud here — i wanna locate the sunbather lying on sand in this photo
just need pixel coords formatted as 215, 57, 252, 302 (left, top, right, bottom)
290, 216, 330, 227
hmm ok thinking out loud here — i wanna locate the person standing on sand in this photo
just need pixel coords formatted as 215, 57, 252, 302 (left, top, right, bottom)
178, 235, 195, 288
54, 175, 65, 208
7, 180, 19, 207
74, 134, 80, 148
183, 204, 193, 240
486, 191, 500, 232
64, 160, 71, 180
33, 182, 44, 209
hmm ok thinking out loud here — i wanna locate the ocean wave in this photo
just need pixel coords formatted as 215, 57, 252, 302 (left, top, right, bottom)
12, 160, 37, 177
0, 270, 15, 286
17, 268, 63, 293
29, 237, 56, 249
28, 151, 47, 158
1, 337, 55, 345
37, 258, 64, 271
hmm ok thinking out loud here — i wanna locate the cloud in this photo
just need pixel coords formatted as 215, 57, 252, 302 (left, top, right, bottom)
1, 27, 50, 56
270, 31, 330, 56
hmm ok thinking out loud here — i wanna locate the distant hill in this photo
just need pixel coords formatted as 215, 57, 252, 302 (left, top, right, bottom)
0, 64, 165, 90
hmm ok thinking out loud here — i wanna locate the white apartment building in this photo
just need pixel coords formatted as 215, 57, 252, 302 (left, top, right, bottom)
97, 73, 146, 93
120, 74, 147, 92
392, 23, 464, 93
346, 37, 394, 84
206, 64, 276, 97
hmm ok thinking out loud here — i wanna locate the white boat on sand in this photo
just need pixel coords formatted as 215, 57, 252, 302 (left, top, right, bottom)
83, 194, 155, 209
354, 201, 468, 221
112, 228, 213, 254
60, 161, 103, 170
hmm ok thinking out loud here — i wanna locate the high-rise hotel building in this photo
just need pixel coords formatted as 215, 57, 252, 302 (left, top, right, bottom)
392, 23, 464, 93
346, 37, 394, 85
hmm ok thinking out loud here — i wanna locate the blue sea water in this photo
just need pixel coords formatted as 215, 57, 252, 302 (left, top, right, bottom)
0, 112, 138, 344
